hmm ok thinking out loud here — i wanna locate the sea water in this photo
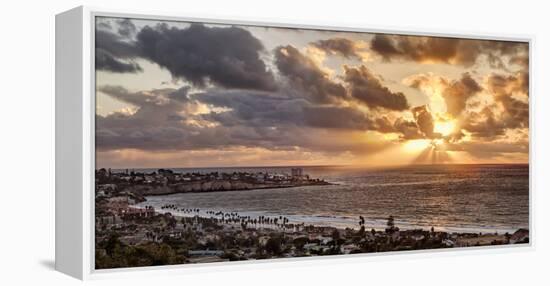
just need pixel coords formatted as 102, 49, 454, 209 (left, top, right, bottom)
136, 164, 529, 234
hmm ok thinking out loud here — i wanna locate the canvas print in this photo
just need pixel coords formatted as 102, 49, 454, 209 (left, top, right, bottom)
94, 16, 529, 269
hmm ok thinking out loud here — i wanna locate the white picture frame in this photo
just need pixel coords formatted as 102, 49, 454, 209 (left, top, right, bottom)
55, 6, 533, 280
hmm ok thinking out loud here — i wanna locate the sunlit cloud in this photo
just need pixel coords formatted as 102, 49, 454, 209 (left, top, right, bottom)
95, 17, 529, 168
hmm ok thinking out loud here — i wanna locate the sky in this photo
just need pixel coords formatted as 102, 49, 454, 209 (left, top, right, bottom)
94, 16, 529, 168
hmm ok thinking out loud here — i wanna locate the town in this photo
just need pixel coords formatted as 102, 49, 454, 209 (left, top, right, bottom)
96, 167, 331, 197
95, 168, 529, 269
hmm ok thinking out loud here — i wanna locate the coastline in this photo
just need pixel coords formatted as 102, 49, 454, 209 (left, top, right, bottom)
95, 202, 529, 269
137, 202, 527, 235
94, 165, 529, 269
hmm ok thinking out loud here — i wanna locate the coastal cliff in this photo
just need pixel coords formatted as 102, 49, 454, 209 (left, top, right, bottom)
125, 179, 331, 196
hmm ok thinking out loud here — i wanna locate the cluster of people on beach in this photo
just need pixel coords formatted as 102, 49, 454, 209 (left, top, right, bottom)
157, 204, 301, 231
160, 204, 200, 213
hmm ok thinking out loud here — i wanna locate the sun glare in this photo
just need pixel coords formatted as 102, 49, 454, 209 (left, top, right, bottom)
434, 120, 456, 137
404, 139, 431, 153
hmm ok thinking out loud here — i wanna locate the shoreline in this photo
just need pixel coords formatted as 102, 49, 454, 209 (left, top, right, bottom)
96, 203, 529, 269
94, 165, 529, 269
138, 203, 526, 236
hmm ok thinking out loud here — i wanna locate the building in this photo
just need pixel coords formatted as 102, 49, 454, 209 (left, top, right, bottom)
188, 249, 224, 256
510, 228, 529, 244
119, 206, 155, 218
291, 168, 303, 177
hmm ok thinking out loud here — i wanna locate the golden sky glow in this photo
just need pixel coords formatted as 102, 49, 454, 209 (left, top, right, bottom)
94, 17, 529, 168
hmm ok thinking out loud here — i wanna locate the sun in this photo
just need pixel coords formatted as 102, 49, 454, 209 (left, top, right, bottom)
434, 120, 456, 137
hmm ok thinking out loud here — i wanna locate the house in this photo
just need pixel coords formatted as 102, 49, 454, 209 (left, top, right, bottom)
120, 207, 155, 218
411, 234, 425, 241
443, 239, 455, 247
510, 229, 529, 244
308, 235, 332, 244
340, 243, 360, 254
188, 249, 224, 256
258, 236, 271, 246
107, 196, 129, 205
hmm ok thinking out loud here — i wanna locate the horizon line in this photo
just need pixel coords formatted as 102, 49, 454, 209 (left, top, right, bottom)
96, 162, 529, 171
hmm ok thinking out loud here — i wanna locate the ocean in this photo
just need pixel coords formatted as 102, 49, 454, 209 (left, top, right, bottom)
135, 164, 529, 234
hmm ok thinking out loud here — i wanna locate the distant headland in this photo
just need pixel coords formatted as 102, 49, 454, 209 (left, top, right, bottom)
96, 167, 332, 197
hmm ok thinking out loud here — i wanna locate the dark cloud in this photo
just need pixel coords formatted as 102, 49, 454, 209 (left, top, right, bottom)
393, 118, 423, 140
96, 86, 190, 150
97, 21, 112, 30
311, 38, 361, 59
95, 29, 142, 73
442, 73, 482, 116
96, 49, 142, 73
370, 34, 528, 67
488, 71, 529, 97
303, 106, 371, 130
509, 55, 529, 69
117, 18, 137, 37
274, 45, 347, 103
98, 86, 295, 151
461, 107, 506, 139
343, 65, 409, 111
97, 85, 400, 157
488, 72, 529, 128
460, 71, 528, 140
196, 89, 396, 134
411, 105, 436, 138
373, 116, 395, 133
195, 90, 305, 128
96, 86, 284, 151
136, 23, 277, 91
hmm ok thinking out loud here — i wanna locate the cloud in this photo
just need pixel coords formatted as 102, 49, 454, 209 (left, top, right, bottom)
487, 72, 529, 128
411, 105, 436, 138
406, 72, 482, 117
461, 107, 506, 139
136, 23, 277, 91
274, 45, 347, 103
393, 118, 423, 140
303, 106, 372, 130
460, 70, 528, 140
445, 140, 528, 159
311, 38, 362, 59
406, 70, 528, 141
343, 65, 409, 111
442, 73, 482, 116
196, 89, 396, 134
97, 85, 401, 159
370, 34, 528, 67
117, 18, 137, 37
96, 85, 197, 150
95, 29, 142, 73
194, 89, 305, 128
509, 55, 529, 69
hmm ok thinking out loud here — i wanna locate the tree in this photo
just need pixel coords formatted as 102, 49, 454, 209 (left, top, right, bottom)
358, 226, 365, 237
265, 237, 283, 256
104, 234, 122, 256
387, 215, 394, 228
385, 215, 397, 234
331, 229, 341, 241
293, 237, 309, 251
